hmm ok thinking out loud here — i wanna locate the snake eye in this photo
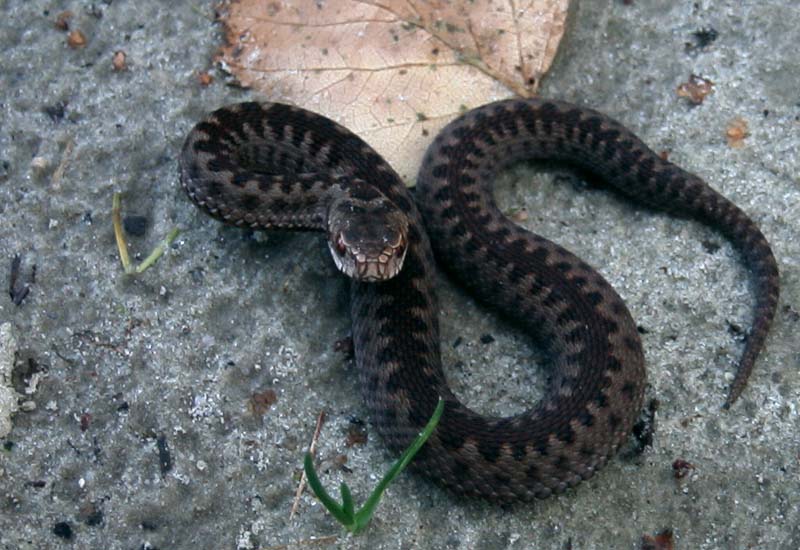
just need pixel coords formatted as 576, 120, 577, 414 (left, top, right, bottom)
395, 242, 406, 257
335, 235, 347, 256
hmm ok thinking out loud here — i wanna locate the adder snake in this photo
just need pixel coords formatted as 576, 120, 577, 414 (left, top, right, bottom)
179, 99, 779, 502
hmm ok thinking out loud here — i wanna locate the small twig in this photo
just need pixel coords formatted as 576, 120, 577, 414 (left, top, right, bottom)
51, 138, 75, 188
290, 410, 327, 520
112, 192, 180, 275
112, 193, 132, 272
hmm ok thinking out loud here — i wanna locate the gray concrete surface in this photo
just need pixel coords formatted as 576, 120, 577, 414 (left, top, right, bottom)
1, 1, 798, 549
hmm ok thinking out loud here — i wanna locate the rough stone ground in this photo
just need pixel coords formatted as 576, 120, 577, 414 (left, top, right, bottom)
1, 1, 798, 549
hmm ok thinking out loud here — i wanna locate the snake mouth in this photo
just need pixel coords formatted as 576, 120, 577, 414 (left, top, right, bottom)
329, 234, 408, 282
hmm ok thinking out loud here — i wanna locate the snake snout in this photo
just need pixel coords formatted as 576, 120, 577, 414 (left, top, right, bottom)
328, 230, 408, 282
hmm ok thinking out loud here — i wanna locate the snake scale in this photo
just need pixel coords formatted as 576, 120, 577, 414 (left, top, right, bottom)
179, 99, 779, 502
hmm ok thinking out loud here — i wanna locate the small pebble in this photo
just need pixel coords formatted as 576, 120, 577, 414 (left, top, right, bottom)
30, 157, 49, 173
67, 29, 87, 48
112, 50, 127, 71
53, 521, 73, 540
123, 215, 148, 236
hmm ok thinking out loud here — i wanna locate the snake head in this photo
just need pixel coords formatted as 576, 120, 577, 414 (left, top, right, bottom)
326, 190, 409, 282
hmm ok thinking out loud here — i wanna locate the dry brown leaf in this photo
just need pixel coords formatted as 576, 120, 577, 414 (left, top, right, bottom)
726, 117, 749, 148
345, 420, 368, 447
248, 388, 278, 416
197, 71, 215, 86
216, 0, 569, 182
54, 10, 74, 31
676, 74, 714, 105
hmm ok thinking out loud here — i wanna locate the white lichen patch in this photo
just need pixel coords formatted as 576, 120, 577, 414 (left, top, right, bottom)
0, 323, 20, 438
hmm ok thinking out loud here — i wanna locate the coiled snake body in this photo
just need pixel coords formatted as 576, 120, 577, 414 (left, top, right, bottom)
180, 99, 779, 502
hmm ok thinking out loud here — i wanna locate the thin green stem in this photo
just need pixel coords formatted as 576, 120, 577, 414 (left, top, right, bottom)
340, 483, 355, 520
303, 397, 444, 534
134, 227, 180, 273
303, 453, 353, 528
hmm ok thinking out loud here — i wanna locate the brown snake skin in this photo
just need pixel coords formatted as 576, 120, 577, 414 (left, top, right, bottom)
179, 99, 779, 502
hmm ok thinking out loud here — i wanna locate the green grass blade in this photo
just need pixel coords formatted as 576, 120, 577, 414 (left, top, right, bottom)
302, 398, 444, 534
340, 482, 355, 520
134, 227, 180, 273
303, 453, 353, 528
352, 397, 444, 533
